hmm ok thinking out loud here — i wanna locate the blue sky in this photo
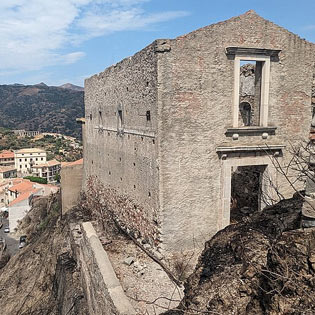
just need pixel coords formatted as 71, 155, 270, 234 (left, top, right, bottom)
0, 0, 314, 87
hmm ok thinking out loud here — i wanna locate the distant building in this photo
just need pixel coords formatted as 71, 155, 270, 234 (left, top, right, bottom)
13, 130, 40, 137
0, 178, 30, 207
14, 148, 47, 175
0, 150, 15, 167
6, 179, 59, 231
32, 159, 61, 183
6, 179, 35, 205
0, 178, 25, 206
0, 166, 17, 179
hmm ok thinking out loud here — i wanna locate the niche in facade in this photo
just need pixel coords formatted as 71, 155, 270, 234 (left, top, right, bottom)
239, 102, 252, 126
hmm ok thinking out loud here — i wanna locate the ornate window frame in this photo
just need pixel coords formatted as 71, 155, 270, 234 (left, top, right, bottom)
226, 47, 281, 129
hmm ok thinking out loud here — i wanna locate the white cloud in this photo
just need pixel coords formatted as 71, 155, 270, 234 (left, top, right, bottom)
61, 52, 86, 65
77, 8, 189, 36
0, 0, 188, 73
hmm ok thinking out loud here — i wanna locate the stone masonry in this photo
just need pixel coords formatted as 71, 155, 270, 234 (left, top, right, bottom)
83, 10, 315, 258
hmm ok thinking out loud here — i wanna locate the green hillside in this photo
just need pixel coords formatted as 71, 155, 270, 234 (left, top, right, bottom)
0, 83, 84, 138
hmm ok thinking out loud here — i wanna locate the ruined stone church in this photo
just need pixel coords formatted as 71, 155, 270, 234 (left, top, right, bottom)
82, 10, 315, 257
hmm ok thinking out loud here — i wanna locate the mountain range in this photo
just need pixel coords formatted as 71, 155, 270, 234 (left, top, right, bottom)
0, 83, 84, 138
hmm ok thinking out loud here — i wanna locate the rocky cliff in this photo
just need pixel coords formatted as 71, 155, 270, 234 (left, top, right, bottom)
0, 194, 90, 315
164, 194, 315, 314
1, 189, 315, 314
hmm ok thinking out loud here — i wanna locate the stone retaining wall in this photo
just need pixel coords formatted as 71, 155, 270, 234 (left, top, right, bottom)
71, 222, 135, 315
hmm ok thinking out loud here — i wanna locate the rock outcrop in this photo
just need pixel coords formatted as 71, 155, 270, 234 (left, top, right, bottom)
0, 194, 90, 315
164, 194, 315, 314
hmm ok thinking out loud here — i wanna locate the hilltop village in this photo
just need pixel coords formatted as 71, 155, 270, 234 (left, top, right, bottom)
0, 130, 82, 232
0, 10, 315, 315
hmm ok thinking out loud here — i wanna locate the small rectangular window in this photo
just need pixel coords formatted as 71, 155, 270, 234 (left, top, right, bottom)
118, 109, 123, 128
99, 110, 103, 126
146, 110, 151, 121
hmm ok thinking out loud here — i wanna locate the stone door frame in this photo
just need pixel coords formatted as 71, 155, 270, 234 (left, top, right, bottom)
218, 153, 278, 230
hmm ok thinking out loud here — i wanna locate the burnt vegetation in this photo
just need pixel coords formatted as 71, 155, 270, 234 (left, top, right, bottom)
164, 194, 315, 314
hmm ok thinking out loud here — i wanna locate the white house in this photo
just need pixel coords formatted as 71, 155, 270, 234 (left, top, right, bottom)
0, 166, 17, 179
32, 160, 61, 183
14, 148, 47, 175
7, 179, 59, 231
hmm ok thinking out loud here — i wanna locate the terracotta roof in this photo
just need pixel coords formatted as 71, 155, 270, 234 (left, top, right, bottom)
32, 159, 61, 168
10, 178, 25, 185
0, 178, 25, 187
8, 180, 33, 193
62, 158, 83, 168
8, 188, 41, 207
0, 166, 16, 173
0, 150, 14, 159
15, 148, 46, 154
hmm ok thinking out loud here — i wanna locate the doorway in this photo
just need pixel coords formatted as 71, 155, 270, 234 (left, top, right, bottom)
219, 154, 277, 230
230, 165, 266, 223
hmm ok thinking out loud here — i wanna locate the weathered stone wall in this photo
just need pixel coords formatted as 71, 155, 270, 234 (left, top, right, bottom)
61, 161, 83, 215
84, 10, 315, 257
84, 43, 159, 240
71, 222, 135, 315
157, 10, 314, 252
84, 176, 160, 248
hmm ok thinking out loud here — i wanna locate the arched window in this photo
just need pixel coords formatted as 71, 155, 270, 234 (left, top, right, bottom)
239, 102, 251, 126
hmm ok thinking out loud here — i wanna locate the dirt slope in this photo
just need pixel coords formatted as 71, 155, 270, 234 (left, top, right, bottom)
0, 194, 90, 315
164, 194, 315, 315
